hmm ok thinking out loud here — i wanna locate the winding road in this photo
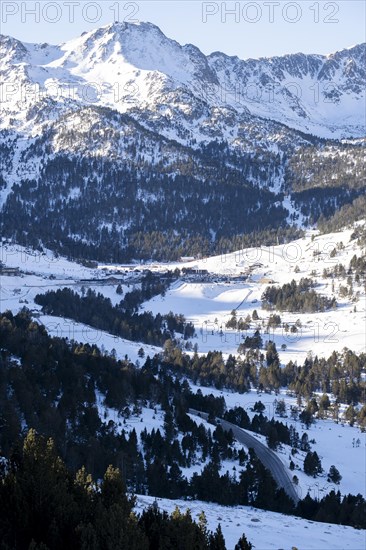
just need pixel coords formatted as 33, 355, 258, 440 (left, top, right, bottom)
189, 409, 300, 504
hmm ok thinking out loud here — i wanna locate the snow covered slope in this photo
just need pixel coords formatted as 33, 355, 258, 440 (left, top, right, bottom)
1, 227, 365, 548
188, 384, 366, 500
135, 495, 366, 550
1, 222, 365, 363
0, 22, 365, 139
142, 224, 366, 362
1, 23, 365, 262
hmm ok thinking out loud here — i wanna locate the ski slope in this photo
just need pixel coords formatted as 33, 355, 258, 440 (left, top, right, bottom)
141, 225, 366, 362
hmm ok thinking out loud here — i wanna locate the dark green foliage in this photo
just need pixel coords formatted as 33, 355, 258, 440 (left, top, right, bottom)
189, 450, 295, 512
1, 430, 257, 549
0, 310, 293, 516
139, 506, 210, 549
285, 143, 366, 227
304, 451, 323, 477
0, 309, 186, 480
267, 314, 281, 328
154, 339, 365, 404
234, 534, 253, 550
186, 390, 226, 418
163, 348, 252, 393
327, 465, 342, 484
299, 409, 314, 429
282, 350, 366, 404
286, 143, 365, 194
224, 405, 300, 450
1, 311, 365, 532
296, 490, 366, 529
35, 283, 194, 346
252, 401, 265, 414
1, 127, 294, 263
300, 433, 310, 452
0, 430, 147, 550
266, 341, 279, 368
242, 329, 263, 350
224, 407, 251, 429
209, 524, 226, 550
318, 195, 366, 234
262, 279, 336, 313
3, 110, 365, 264
349, 253, 366, 288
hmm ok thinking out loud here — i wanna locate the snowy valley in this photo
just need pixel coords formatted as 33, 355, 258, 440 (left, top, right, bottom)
1, 222, 366, 549
0, 18, 366, 550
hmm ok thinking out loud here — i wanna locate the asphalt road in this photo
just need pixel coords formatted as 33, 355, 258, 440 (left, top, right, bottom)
189, 408, 300, 504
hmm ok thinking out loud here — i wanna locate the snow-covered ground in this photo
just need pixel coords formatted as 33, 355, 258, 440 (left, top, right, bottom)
2, 225, 366, 364
95, 389, 166, 437
134, 495, 366, 550
0, 243, 97, 278
140, 225, 366, 362
188, 384, 366, 499
1, 226, 366, 547
2, 24, 364, 141
86, 380, 366, 500
0, 243, 152, 362
39, 314, 161, 364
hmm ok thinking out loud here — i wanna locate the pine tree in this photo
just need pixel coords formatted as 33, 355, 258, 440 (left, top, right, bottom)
209, 523, 226, 549
235, 533, 253, 550
304, 451, 323, 477
327, 465, 342, 484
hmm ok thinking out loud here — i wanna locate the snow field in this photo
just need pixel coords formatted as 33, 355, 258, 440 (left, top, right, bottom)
134, 494, 366, 550
1, 226, 365, 505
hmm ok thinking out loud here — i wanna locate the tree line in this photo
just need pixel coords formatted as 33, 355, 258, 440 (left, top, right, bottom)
35, 284, 194, 346
161, 341, 366, 417
261, 278, 337, 313
1, 310, 365, 532
0, 429, 252, 550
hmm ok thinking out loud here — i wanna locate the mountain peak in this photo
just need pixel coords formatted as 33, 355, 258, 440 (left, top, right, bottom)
76, 19, 167, 44
0, 34, 29, 63
60, 20, 185, 71
0, 23, 365, 139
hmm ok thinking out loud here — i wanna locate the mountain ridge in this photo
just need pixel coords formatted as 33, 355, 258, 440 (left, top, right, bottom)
1, 22, 365, 139
0, 22, 365, 262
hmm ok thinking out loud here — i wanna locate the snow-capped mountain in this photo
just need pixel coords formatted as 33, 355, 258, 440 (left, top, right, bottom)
0, 22, 365, 139
0, 23, 365, 262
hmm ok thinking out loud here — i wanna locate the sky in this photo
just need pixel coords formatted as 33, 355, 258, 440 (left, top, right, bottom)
0, 1, 365, 59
